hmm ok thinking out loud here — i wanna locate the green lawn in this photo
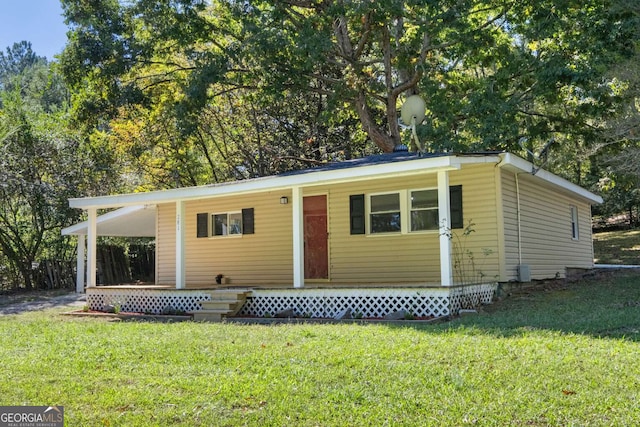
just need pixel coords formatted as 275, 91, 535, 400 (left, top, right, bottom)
1, 272, 639, 426
593, 229, 640, 265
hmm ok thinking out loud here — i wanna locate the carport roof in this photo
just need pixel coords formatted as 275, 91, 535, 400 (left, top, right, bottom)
61, 205, 156, 237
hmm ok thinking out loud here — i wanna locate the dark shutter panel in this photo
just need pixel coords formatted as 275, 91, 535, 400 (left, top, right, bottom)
196, 213, 209, 238
449, 185, 463, 229
242, 208, 255, 234
349, 194, 365, 235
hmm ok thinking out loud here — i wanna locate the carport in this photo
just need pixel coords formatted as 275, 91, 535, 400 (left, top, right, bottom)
61, 205, 157, 292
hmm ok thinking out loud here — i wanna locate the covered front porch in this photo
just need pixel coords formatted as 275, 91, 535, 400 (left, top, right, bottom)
64, 166, 460, 292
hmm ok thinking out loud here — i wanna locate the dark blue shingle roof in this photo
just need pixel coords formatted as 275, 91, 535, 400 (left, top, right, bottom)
276, 151, 503, 177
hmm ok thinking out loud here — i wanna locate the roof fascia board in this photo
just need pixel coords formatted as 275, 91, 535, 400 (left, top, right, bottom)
498, 153, 603, 204
69, 156, 460, 210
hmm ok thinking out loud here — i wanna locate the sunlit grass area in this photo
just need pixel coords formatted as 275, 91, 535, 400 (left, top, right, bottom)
0, 271, 639, 426
593, 229, 640, 265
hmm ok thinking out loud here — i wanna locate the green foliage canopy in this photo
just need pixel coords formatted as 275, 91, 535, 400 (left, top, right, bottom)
60, 0, 637, 158
0, 42, 111, 289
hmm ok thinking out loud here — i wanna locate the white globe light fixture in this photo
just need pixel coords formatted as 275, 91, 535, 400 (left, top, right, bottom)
400, 95, 427, 154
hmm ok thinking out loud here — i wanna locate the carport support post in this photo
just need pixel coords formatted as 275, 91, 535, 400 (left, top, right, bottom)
76, 234, 86, 293
438, 170, 454, 286
86, 208, 97, 288
176, 200, 186, 289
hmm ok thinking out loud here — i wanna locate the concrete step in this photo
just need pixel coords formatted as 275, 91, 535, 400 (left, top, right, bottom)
202, 299, 241, 305
189, 289, 251, 322
200, 301, 237, 310
192, 310, 228, 322
209, 290, 250, 300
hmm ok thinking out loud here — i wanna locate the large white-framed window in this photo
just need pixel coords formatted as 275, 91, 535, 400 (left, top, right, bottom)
368, 188, 440, 234
570, 205, 579, 240
354, 186, 462, 236
410, 189, 439, 231
213, 212, 243, 236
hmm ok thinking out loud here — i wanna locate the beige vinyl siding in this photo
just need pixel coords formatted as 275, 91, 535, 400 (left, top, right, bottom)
501, 169, 595, 280
156, 164, 510, 287
156, 193, 293, 287
449, 164, 502, 284
326, 163, 501, 284
156, 203, 176, 285
183, 191, 292, 287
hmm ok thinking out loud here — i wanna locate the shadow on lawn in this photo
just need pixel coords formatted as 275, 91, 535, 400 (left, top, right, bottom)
389, 269, 640, 342
0, 291, 85, 315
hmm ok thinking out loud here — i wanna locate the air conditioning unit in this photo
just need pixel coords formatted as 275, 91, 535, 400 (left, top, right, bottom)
517, 264, 531, 282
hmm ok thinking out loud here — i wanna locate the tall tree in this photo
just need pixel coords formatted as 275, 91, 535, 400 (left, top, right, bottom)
0, 41, 45, 88
59, 0, 637, 164
0, 44, 110, 290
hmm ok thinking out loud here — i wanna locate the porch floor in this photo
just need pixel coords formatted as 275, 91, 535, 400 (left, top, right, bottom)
90, 282, 447, 290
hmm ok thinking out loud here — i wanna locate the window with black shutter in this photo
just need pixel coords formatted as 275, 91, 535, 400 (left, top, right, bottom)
350, 185, 463, 234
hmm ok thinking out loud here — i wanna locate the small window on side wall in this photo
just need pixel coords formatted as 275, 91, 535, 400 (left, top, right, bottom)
570, 205, 579, 240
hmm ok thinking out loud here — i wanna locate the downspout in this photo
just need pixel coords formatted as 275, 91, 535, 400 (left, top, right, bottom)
515, 172, 523, 266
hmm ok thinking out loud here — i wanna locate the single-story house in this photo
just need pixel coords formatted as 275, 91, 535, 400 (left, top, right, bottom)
63, 151, 602, 319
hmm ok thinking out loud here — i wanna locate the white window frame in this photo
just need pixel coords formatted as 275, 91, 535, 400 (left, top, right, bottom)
409, 188, 439, 233
366, 188, 440, 235
368, 192, 403, 234
570, 205, 579, 240
211, 211, 243, 237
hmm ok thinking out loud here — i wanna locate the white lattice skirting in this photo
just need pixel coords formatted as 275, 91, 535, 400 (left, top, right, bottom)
86, 283, 497, 318
86, 288, 212, 314
239, 284, 498, 319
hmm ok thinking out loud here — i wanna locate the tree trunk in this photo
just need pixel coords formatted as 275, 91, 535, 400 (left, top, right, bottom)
20, 262, 33, 290
353, 92, 397, 153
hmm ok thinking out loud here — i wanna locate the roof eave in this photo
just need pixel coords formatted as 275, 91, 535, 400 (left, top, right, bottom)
498, 153, 603, 204
61, 205, 157, 236
69, 155, 461, 210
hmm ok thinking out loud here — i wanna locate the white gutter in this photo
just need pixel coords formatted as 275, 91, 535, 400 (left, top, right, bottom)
498, 153, 603, 204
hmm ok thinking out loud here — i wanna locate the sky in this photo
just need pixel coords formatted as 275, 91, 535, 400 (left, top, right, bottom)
0, 1, 69, 60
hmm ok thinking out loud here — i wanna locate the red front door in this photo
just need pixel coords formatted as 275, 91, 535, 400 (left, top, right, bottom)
303, 195, 328, 279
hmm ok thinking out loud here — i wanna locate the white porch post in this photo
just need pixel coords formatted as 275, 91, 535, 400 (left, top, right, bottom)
438, 170, 454, 286
176, 200, 186, 289
75, 234, 86, 293
86, 208, 97, 288
292, 186, 304, 288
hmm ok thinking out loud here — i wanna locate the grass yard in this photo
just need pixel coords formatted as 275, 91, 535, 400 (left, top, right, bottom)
1, 271, 639, 426
593, 229, 640, 265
